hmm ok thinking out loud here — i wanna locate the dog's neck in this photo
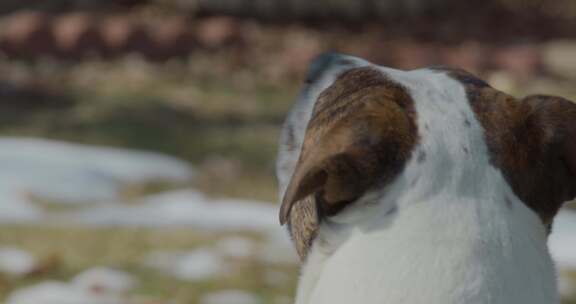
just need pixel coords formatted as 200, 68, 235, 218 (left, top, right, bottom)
298, 186, 557, 304
294, 69, 558, 304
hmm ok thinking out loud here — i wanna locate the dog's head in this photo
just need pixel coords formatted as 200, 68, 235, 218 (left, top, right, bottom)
277, 53, 576, 260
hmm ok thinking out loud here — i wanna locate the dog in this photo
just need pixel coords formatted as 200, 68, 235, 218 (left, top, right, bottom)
276, 53, 576, 304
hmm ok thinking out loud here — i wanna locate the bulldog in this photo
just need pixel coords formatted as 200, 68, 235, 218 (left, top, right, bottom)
276, 53, 576, 304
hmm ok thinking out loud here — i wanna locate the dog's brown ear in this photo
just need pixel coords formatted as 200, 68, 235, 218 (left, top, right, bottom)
278, 127, 367, 225
565, 127, 576, 177
523, 95, 576, 174
279, 91, 418, 225
279, 147, 374, 225
278, 67, 418, 260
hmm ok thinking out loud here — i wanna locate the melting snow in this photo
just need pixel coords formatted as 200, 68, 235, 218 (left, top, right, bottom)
214, 237, 255, 259
0, 137, 193, 222
72, 267, 137, 295
67, 190, 277, 231
549, 209, 576, 297
144, 248, 227, 281
0, 247, 37, 277
549, 210, 576, 269
6, 267, 137, 304
199, 290, 261, 304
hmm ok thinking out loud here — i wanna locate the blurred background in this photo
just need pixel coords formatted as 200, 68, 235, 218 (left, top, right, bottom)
0, 0, 575, 303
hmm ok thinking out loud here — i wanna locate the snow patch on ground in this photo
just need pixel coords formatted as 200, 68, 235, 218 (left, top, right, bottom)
67, 190, 277, 231
214, 237, 255, 259
144, 248, 228, 281
0, 247, 37, 277
6, 267, 137, 304
550, 210, 576, 269
199, 290, 261, 304
0, 137, 194, 222
549, 209, 576, 298
72, 267, 137, 295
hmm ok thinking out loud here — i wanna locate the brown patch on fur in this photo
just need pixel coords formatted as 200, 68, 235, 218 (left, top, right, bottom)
281, 67, 418, 260
287, 195, 319, 258
445, 68, 576, 227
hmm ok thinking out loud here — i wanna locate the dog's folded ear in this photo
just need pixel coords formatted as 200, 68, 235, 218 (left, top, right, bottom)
280, 149, 373, 224
278, 66, 418, 260
279, 132, 369, 225
279, 91, 417, 225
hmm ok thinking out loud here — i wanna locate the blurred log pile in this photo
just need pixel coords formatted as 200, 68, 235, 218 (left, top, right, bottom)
190, 0, 576, 40
0, 0, 574, 82
0, 0, 575, 42
0, 12, 244, 61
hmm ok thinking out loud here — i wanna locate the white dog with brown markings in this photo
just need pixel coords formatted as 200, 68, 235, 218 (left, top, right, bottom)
276, 53, 576, 304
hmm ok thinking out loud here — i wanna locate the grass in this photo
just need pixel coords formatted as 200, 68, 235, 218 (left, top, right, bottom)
0, 225, 298, 303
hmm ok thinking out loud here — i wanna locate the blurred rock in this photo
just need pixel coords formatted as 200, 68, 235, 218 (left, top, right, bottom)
487, 71, 517, 93
99, 16, 133, 58
0, 11, 55, 58
194, 17, 241, 49
275, 27, 322, 78
52, 13, 103, 60
543, 41, 576, 79
492, 44, 543, 81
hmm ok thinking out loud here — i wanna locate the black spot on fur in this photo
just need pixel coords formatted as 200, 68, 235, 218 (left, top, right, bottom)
386, 206, 398, 216
285, 126, 296, 150
417, 150, 426, 163
505, 196, 514, 208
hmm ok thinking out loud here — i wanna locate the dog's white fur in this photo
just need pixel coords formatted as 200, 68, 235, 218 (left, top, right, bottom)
277, 54, 559, 304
